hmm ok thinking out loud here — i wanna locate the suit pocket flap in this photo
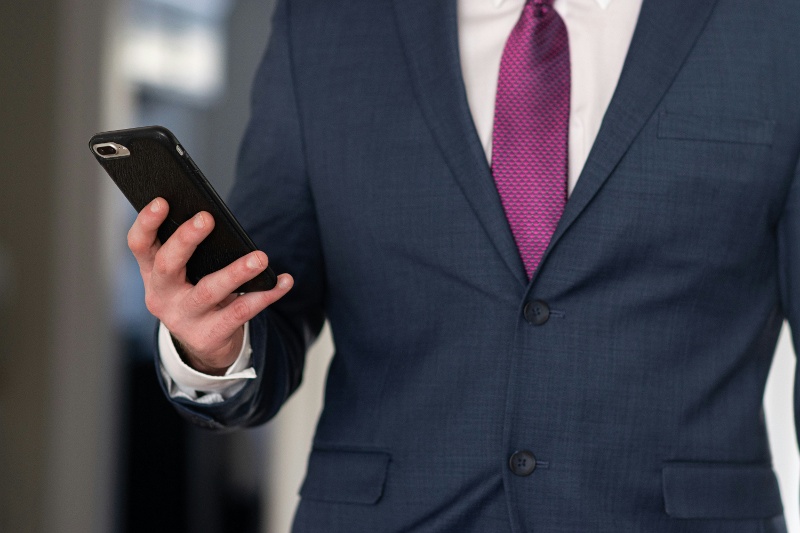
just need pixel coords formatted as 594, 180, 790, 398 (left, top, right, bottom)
299, 448, 390, 505
662, 463, 783, 519
657, 112, 776, 145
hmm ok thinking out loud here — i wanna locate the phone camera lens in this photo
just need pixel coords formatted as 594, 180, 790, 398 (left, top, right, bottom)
96, 145, 118, 156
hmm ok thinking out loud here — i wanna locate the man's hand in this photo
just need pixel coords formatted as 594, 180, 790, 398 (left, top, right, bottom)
128, 197, 293, 375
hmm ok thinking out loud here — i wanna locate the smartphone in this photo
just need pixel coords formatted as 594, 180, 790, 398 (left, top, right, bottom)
89, 125, 276, 292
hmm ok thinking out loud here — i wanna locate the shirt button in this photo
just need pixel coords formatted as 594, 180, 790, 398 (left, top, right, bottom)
509, 450, 537, 476
524, 300, 550, 325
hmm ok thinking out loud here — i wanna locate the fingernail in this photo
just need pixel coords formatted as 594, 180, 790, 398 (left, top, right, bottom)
246, 254, 263, 269
278, 276, 292, 289
150, 199, 161, 212
193, 213, 205, 229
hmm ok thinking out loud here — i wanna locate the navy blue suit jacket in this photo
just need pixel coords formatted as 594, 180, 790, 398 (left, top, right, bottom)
159, 0, 800, 531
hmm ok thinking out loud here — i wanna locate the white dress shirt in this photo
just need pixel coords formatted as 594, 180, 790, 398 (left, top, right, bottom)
159, 0, 643, 402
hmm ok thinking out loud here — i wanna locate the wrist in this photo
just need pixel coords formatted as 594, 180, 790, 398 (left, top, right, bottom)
170, 334, 237, 376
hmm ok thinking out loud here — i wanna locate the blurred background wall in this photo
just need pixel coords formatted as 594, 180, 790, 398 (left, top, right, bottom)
0, 0, 796, 532
0, 0, 333, 531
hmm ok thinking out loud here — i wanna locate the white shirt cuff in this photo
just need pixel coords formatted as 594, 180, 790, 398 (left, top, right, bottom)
158, 321, 257, 405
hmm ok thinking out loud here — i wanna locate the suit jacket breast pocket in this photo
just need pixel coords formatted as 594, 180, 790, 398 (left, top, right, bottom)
657, 112, 776, 146
649, 112, 777, 188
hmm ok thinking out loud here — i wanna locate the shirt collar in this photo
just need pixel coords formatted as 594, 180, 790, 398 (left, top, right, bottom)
492, 0, 613, 9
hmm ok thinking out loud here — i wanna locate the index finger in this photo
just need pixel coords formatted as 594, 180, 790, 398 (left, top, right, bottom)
127, 197, 169, 273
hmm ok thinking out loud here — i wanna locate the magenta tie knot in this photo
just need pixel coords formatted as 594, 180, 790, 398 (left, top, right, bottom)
532, 0, 553, 18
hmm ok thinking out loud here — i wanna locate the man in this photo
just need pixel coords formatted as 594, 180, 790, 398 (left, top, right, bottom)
127, 0, 800, 531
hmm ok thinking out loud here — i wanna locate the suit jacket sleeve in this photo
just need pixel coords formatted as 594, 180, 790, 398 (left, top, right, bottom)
155, 0, 325, 430
779, 154, 800, 450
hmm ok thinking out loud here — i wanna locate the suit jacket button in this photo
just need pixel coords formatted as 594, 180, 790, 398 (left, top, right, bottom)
509, 450, 537, 476
524, 300, 550, 325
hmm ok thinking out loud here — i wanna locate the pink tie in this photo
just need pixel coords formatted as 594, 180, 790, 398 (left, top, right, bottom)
491, 0, 570, 280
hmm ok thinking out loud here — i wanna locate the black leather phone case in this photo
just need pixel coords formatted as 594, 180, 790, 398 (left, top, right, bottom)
89, 125, 276, 292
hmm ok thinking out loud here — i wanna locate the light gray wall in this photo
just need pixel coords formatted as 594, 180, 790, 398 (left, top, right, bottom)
205, 0, 275, 197
0, 1, 118, 531
0, 1, 60, 530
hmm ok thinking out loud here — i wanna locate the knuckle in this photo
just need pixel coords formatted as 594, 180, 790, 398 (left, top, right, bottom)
143, 290, 162, 316
152, 251, 173, 275
230, 298, 251, 323
190, 282, 216, 309
173, 226, 194, 246
127, 228, 145, 254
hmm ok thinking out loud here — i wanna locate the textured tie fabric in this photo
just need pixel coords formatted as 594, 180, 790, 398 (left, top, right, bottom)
491, 0, 570, 280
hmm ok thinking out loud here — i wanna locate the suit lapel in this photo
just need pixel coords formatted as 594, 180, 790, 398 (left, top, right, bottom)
392, 0, 529, 287
538, 0, 720, 278
393, 0, 720, 287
